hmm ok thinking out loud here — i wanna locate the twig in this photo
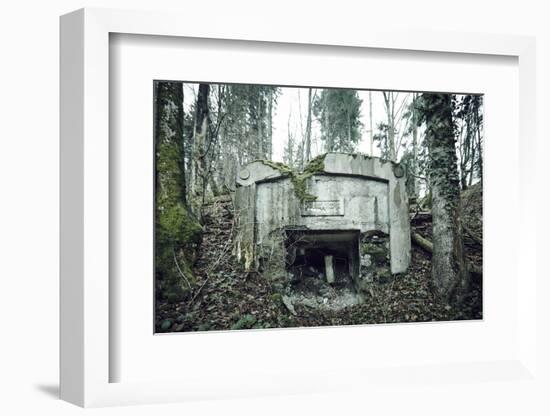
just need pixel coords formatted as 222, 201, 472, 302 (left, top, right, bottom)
173, 247, 192, 290
462, 223, 482, 245
410, 173, 428, 182
189, 272, 210, 305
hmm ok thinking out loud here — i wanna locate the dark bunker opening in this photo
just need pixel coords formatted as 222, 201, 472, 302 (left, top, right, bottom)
284, 229, 360, 293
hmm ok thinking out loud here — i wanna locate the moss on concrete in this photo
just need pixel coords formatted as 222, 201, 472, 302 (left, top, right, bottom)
259, 154, 327, 202
259, 160, 294, 175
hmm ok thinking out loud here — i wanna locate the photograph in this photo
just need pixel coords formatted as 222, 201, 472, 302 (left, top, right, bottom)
154, 81, 483, 333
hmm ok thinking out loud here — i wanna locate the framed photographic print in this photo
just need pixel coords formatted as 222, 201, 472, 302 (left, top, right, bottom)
60, 7, 537, 408
151, 80, 482, 334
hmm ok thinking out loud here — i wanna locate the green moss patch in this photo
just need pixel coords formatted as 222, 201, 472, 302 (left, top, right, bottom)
231, 314, 257, 330
156, 202, 202, 300
260, 154, 326, 202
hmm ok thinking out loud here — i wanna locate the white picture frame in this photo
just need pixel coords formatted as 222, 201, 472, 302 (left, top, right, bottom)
60, 7, 537, 408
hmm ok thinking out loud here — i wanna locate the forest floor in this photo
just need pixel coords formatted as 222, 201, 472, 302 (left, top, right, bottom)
155, 183, 483, 332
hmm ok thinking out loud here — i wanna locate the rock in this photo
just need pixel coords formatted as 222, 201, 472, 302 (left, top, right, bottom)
197, 322, 212, 331
160, 319, 173, 331
281, 295, 297, 316
377, 270, 392, 284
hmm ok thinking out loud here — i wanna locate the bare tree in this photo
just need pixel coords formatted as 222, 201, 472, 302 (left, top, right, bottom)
304, 88, 313, 162
283, 111, 296, 167
267, 88, 274, 159
411, 92, 420, 197
381, 92, 411, 161
192, 84, 213, 206
368, 91, 374, 156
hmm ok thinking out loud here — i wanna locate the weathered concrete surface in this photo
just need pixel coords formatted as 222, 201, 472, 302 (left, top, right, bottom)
324, 255, 335, 283
236, 161, 283, 188
322, 153, 411, 274
234, 153, 411, 289
255, 175, 390, 239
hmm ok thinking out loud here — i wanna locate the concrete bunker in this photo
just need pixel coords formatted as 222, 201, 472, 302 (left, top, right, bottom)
234, 153, 411, 308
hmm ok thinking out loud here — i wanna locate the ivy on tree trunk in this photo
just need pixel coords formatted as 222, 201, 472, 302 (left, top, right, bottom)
418, 93, 469, 302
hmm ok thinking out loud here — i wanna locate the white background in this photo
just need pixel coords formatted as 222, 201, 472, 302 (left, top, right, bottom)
0, 1, 548, 415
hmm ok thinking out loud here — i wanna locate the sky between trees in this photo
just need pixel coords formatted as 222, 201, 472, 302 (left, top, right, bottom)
273, 88, 390, 160
179, 82, 483, 200
184, 84, 399, 161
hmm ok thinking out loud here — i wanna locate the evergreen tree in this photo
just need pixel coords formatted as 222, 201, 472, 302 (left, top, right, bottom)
313, 89, 363, 152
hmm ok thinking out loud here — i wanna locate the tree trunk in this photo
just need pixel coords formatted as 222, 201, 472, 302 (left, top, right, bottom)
209, 174, 220, 197
463, 112, 472, 190
411, 93, 419, 197
193, 84, 210, 205
469, 124, 476, 187
383, 92, 397, 161
155, 81, 201, 299
421, 93, 469, 302
305, 88, 312, 162
156, 81, 186, 205
323, 92, 331, 151
475, 108, 483, 183
257, 91, 263, 159
267, 88, 273, 160
368, 91, 374, 156
347, 111, 352, 150
457, 119, 467, 190
389, 94, 396, 161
